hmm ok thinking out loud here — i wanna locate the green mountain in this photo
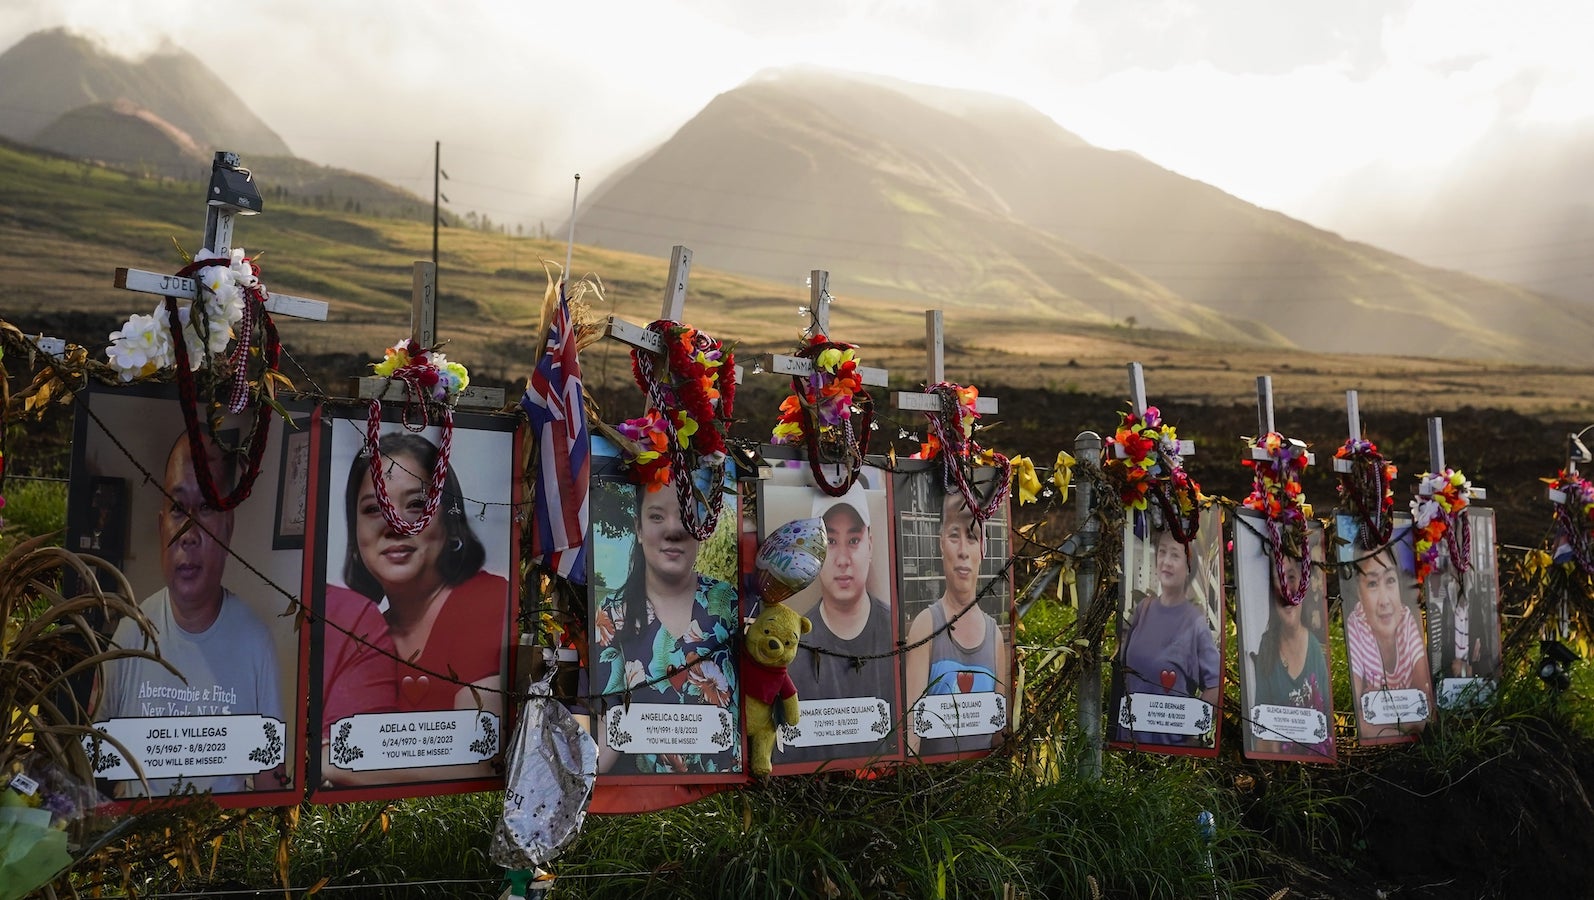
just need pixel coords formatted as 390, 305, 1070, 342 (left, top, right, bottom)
572, 67, 1594, 361
0, 28, 290, 156
0, 28, 433, 222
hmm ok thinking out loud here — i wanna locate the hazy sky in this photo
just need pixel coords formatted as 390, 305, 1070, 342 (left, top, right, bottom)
4, 0, 1592, 234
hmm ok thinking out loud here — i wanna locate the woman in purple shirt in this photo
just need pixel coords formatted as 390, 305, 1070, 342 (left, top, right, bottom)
1115, 525, 1221, 745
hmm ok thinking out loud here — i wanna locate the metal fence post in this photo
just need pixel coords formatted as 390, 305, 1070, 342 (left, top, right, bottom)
1073, 429, 1103, 780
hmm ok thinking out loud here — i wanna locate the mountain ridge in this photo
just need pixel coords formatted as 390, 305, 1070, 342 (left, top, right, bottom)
571, 67, 1594, 362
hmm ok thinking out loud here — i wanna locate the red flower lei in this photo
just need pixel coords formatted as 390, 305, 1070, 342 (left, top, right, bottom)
625, 320, 736, 541
1334, 438, 1397, 551
1103, 405, 1201, 543
1243, 432, 1312, 606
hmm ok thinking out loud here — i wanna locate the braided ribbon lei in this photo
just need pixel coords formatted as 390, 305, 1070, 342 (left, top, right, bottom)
1242, 433, 1312, 606
630, 321, 736, 542
925, 382, 1009, 524
164, 258, 282, 511
1335, 438, 1397, 551
366, 354, 456, 536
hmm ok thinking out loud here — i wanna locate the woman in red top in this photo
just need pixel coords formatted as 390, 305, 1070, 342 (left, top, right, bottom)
335, 432, 510, 718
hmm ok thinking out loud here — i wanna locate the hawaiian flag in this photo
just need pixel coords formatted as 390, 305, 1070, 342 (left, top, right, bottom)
521, 279, 589, 583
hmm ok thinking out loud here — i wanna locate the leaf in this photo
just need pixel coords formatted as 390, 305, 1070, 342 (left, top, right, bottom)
301, 876, 331, 898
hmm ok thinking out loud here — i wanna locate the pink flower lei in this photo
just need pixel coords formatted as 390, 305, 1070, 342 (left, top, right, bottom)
1335, 438, 1397, 551
364, 339, 468, 536
1547, 468, 1594, 574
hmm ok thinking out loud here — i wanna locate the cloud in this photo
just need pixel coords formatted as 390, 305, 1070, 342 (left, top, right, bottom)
4, 0, 1594, 233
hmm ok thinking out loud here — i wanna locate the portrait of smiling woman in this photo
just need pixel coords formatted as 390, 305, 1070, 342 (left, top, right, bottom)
1338, 518, 1434, 744
334, 431, 510, 714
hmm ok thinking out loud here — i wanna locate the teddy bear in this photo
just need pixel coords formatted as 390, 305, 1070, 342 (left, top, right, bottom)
741, 602, 811, 777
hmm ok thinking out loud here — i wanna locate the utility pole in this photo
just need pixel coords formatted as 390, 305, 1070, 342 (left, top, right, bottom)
433, 141, 448, 311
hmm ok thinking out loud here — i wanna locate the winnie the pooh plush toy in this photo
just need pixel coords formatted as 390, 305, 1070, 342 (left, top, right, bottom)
742, 602, 811, 777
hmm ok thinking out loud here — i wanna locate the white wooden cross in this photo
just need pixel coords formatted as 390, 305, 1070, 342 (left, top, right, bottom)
1332, 390, 1361, 474
113, 151, 330, 323
356, 261, 506, 409
753, 270, 889, 387
601, 244, 743, 382
894, 310, 999, 415
1112, 361, 1194, 459
604, 244, 692, 356
1421, 417, 1485, 499
1250, 375, 1314, 464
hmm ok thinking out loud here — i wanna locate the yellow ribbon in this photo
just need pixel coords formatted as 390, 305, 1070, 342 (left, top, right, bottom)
1057, 558, 1078, 608
1011, 455, 1042, 505
1052, 451, 1076, 504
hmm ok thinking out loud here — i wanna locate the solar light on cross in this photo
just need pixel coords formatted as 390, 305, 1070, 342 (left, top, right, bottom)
113, 151, 330, 324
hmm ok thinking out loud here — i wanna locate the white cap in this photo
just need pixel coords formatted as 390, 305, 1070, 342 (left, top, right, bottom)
811, 479, 871, 529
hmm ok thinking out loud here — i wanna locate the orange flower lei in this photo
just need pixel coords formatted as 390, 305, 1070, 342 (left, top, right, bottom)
770, 334, 873, 496
1243, 432, 1312, 605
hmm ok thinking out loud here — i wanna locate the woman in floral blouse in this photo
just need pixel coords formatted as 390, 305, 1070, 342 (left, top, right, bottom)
595, 487, 738, 775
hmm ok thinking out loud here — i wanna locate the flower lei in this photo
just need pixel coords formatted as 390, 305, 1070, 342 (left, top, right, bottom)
1103, 405, 1201, 543
1545, 468, 1594, 574
621, 321, 736, 541
123, 248, 283, 511
364, 339, 470, 536
1411, 469, 1472, 583
770, 334, 873, 496
1242, 433, 1312, 606
1335, 438, 1397, 551
918, 382, 1009, 524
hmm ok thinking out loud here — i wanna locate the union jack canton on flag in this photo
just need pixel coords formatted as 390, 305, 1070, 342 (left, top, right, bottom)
521, 280, 590, 583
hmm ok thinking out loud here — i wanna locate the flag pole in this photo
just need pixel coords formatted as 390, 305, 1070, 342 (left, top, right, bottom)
564, 174, 580, 285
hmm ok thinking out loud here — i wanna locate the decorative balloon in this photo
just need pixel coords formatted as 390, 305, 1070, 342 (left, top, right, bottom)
753, 517, 827, 604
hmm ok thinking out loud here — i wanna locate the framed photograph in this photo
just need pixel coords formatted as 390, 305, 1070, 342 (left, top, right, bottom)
760, 457, 900, 773
1424, 507, 1501, 709
587, 434, 743, 785
893, 461, 1014, 762
1335, 514, 1434, 745
272, 421, 312, 550
307, 405, 521, 803
1108, 504, 1225, 757
1234, 511, 1336, 763
68, 384, 309, 810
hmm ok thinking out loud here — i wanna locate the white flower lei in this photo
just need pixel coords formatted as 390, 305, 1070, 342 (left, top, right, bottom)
106, 248, 251, 381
